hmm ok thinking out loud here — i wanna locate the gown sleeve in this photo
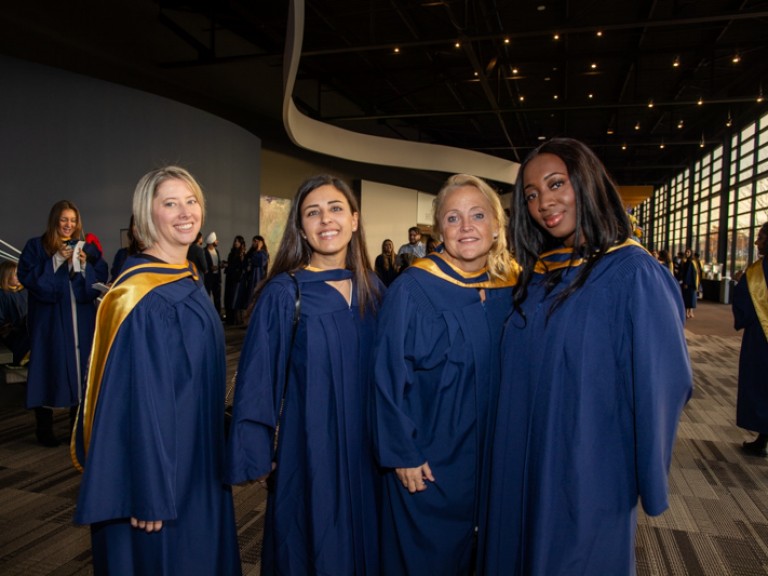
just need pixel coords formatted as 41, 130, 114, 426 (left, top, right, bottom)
626, 258, 692, 516
75, 295, 182, 524
225, 278, 297, 484
372, 277, 428, 469
17, 238, 70, 304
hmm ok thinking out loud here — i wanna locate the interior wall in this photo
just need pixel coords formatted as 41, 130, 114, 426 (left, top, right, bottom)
361, 180, 427, 264
0, 56, 261, 264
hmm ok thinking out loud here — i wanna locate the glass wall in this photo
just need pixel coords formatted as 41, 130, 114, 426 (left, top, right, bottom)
641, 110, 768, 276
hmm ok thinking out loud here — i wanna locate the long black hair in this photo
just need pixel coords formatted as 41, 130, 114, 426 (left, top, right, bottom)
511, 138, 632, 313
256, 174, 380, 313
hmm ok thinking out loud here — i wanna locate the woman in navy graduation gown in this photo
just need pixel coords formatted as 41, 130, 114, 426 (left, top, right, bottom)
227, 175, 383, 575
481, 138, 692, 576
733, 222, 768, 456
373, 174, 517, 575
73, 166, 241, 575
18, 199, 107, 447
679, 247, 699, 319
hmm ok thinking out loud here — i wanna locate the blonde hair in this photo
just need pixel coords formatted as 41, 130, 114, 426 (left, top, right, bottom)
132, 166, 206, 249
432, 174, 512, 281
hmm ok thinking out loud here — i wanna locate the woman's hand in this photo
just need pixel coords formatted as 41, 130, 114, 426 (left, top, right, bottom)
395, 462, 435, 494
130, 517, 163, 533
58, 243, 74, 261
255, 461, 278, 488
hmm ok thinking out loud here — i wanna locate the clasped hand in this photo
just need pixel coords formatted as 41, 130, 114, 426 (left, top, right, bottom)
395, 462, 435, 494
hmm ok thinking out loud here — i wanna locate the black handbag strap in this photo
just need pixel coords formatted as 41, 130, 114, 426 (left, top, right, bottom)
273, 272, 301, 454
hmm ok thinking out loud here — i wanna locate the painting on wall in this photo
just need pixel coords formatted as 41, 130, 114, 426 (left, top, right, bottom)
260, 196, 292, 257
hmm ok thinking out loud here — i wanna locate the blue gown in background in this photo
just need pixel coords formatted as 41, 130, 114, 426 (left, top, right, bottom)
482, 243, 692, 576
733, 257, 768, 434
18, 236, 107, 408
373, 253, 514, 575
227, 268, 382, 575
73, 256, 241, 576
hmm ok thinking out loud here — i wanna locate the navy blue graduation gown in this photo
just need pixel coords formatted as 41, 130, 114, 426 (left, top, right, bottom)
73, 257, 241, 576
372, 254, 513, 575
680, 258, 699, 308
17, 236, 107, 408
482, 243, 692, 576
733, 257, 768, 433
227, 268, 382, 575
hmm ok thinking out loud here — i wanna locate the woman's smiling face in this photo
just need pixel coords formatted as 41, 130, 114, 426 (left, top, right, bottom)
523, 153, 577, 247
300, 184, 359, 267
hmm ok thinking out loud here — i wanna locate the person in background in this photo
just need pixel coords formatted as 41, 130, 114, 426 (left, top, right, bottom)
72, 165, 241, 575
187, 231, 208, 277
244, 235, 269, 304
658, 249, 675, 275
17, 200, 108, 447
110, 215, 144, 282
396, 226, 426, 269
227, 174, 383, 575
204, 232, 223, 319
425, 235, 439, 254
0, 260, 30, 366
374, 238, 399, 287
733, 222, 768, 457
224, 235, 247, 325
373, 174, 517, 575
679, 247, 699, 319
482, 138, 692, 576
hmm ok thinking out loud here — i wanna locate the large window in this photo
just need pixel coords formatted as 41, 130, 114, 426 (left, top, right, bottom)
642, 110, 768, 276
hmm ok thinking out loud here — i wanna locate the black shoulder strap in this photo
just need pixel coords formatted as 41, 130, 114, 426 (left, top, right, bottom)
274, 272, 301, 455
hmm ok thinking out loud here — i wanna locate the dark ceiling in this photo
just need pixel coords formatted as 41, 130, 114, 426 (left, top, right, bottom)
2, 0, 768, 192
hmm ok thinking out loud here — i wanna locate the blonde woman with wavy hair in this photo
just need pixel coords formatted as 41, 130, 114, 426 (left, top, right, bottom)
372, 173, 518, 576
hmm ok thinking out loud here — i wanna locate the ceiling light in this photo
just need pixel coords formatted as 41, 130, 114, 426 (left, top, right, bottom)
726, 111, 733, 127
588, 93, 594, 99
544, 77, 551, 82
537, 5, 546, 11
596, 31, 603, 37
677, 119, 684, 129
622, 143, 627, 150
519, 95, 525, 102
590, 63, 597, 70
553, 33, 560, 41
474, 71, 479, 77
700, 133, 705, 148
538, 135, 547, 141
504, 38, 510, 44
758, 85, 764, 103
660, 139, 665, 149
553, 94, 559, 100
673, 56, 680, 68
512, 68, 519, 75
648, 100, 654, 108
606, 127, 614, 135
393, 47, 400, 54
732, 53, 741, 64
455, 41, 461, 49
697, 97, 703, 106
635, 121, 640, 131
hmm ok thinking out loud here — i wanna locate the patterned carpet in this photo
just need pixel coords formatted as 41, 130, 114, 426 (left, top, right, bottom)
0, 301, 765, 575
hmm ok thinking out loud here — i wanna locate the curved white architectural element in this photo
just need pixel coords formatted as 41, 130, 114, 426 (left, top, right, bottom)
282, 0, 519, 185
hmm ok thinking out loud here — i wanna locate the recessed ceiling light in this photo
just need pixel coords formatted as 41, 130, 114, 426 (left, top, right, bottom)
588, 93, 594, 99
393, 47, 400, 54
553, 94, 559, 100
596, 31, 603, 37
455, 41, 461, 48
504, 38, 510, 44
553, 33, 560, 41
512, 68, 519, 74
590, 63, 597, 70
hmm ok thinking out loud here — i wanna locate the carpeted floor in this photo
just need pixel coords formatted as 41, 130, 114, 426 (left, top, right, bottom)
1, 300, 765, 575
